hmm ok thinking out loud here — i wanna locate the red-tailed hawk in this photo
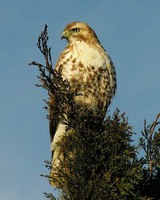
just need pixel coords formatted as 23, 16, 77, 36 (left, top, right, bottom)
50, 22, 116, 186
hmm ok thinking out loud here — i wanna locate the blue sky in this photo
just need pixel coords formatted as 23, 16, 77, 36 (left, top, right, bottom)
0, 1, 160, 199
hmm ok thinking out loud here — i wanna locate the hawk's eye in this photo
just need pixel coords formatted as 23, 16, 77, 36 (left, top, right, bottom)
72, 28, 80, 33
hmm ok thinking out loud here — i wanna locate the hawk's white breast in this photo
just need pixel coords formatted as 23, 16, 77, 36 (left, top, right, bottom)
55, 40, 115, 114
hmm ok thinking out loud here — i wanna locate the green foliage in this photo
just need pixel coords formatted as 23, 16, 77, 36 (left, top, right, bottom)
138, 114, 160, 200
56, 110, 143, 200
31, 25, 160, 200
44, 192, 57, 200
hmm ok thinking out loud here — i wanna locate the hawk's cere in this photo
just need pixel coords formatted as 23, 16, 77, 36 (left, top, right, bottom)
49, 22, 116, 186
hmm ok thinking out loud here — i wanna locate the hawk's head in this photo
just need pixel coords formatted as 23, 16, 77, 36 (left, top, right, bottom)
61, 22, 100, 44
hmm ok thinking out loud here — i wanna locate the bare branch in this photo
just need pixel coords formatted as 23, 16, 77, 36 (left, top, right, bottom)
150, 113, 160, 137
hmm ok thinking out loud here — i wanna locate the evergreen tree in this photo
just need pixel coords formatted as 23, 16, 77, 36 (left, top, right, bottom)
30, 25, 160, 200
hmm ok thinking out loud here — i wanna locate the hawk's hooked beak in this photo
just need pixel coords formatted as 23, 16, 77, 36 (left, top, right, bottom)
61, 30, 70, 40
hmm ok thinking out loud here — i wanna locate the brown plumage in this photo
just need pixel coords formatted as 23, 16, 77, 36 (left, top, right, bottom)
49, 22, 116, 186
